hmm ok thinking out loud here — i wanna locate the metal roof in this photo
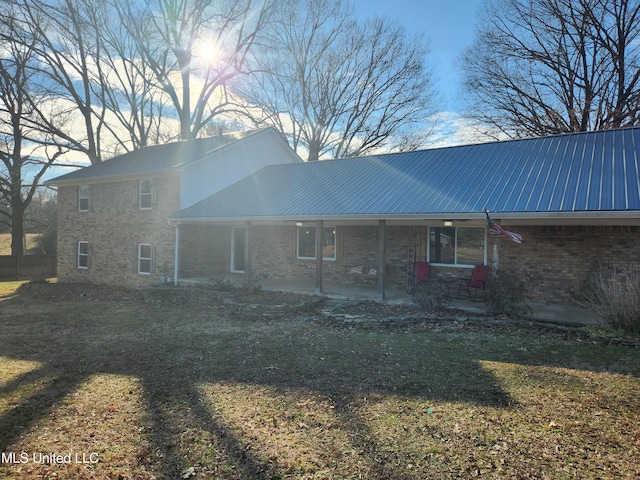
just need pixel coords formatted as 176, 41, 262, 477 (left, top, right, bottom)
170, 127, 640, 222
47, 128, 271, 185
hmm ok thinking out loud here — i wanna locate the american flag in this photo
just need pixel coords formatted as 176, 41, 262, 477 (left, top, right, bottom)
484, 209, 523, 244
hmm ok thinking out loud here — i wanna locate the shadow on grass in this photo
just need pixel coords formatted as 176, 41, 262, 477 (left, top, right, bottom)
0, 366, 88, 453
0, 286, 638, 479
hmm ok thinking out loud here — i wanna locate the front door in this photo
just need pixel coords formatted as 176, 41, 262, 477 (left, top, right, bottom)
231, 227, 246, 273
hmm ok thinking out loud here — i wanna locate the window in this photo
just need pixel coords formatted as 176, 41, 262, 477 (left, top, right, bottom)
78, 185, 89, 211
139, 179, 154, 210
429, 227, 485, 266
297, 225, 336, 260
78, 241, 89, 269
138, 243, 153, 274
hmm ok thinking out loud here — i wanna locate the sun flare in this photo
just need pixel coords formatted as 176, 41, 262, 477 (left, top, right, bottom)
193, 39, 219, 65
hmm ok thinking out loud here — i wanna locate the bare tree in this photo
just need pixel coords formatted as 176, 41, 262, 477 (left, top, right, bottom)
113, 0, 274, 141
238, 0, 437, 160
460, 0, 640, 138
2, 0, 269, 164
2, 0, 114, 165
94, 8, 174, 152
0, 34, 64, 255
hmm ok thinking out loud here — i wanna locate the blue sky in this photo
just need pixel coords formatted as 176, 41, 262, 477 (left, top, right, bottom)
351, 0, 485, 145
44, 0, 486, 176
352, 0, 483, 111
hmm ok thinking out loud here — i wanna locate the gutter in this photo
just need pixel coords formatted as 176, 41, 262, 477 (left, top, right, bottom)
166, 210, 640, 225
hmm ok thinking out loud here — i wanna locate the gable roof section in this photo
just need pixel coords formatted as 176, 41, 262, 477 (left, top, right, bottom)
170, 127, 640, 222
47, 128, 291, 185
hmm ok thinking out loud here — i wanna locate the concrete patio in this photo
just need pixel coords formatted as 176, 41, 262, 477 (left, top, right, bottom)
180, 275, 603, 326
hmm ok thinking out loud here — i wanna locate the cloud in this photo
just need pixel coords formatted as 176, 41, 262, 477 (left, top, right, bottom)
427, 111, 494, 148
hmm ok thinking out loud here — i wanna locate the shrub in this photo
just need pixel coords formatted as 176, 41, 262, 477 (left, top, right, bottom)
240, 272, 264, 294
36, 227, 57, 255
205, 276, 234, 292
413, 285, 450, 313
484, 270, 533, 319
579, 268, 640, 334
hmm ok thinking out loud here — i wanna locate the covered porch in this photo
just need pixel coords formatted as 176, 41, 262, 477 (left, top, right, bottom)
172, 217, 491, 302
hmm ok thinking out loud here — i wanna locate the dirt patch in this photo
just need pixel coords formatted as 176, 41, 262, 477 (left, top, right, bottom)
15, 280, 143, 303
327, 299, 422, 316
231, 288, 323, 306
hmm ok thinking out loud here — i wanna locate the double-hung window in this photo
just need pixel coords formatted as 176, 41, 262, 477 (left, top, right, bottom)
139, 179, 154, 210
138, 243, 153, 274
429, 226, 486, 266
296, 225, 336, 260
78, 241, 89, 269
79, 185, 89, 211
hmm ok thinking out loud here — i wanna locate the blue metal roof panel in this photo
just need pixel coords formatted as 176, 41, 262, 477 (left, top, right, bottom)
615, 129, 628, 209
557, 134, 578, 211
625, 128, 640, 209
170, 127, 640, 220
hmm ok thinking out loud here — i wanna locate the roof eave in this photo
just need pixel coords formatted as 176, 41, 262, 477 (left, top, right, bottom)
46, 169, 178, 186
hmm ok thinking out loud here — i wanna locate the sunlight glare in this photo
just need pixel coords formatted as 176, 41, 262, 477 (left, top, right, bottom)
193, 39, 219, 66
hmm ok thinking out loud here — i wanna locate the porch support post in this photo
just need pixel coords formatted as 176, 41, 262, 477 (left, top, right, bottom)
315, 220, 323, 294
173, 223, 180, 285
492, 240, 499, 276
377, 219, 386, 301
244, 221, 252, 276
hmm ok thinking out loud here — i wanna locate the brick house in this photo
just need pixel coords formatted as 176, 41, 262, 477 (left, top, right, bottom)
46, 128, 302, 287
49, 127, 640, 303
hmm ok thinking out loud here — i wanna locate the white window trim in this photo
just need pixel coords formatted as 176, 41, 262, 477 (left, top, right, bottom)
79, 185, 89, 212
296, 225, 337, 261
230, 226, 246, 273
138, 243, 153, 275
78, 241, 89, 269
428, 226, 487, 268
139, 179, 154, 210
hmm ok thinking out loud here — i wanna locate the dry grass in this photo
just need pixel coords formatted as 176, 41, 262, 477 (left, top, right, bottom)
0, 234, 43, 256
0, 282, 639, 479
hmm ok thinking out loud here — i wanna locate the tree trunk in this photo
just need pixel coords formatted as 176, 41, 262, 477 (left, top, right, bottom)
10, 202, 25, 256
307, 139, 321, 161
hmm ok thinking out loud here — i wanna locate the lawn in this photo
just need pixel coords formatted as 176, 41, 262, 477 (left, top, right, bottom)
0, 282, 639, 479
0, 234, 42, 255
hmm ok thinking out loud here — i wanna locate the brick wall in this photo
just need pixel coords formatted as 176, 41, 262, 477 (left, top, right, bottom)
180, 224, 419, 291
249, 225, 378, 285
179, 224, 232, 277
498, 225, 640, 302
57, 176, 180, 287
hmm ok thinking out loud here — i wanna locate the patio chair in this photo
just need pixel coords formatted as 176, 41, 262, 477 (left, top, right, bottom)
407, 261, 430, 294
452, 264, 489, 301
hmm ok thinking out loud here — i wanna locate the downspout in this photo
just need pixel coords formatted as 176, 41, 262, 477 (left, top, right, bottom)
174, 223, 180, 285
376, 220, 386, 301
315, 220, 323, 294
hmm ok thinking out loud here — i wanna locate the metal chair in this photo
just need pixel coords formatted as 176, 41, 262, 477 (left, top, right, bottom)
407, 261, 430, 294
453, 264, 489, 301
